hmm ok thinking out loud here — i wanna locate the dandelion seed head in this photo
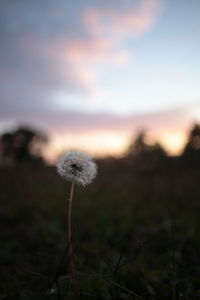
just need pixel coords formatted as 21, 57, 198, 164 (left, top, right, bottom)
56, 150, 97, 186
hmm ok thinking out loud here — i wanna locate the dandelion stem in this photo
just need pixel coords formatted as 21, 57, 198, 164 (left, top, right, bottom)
67, 180, 75, 263
67, 180, 79, 299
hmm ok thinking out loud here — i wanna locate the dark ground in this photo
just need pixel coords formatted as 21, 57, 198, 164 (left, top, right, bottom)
1, 157, 200, 299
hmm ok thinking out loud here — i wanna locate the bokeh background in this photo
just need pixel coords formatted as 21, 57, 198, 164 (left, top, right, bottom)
1, 0, 200, 160
1, 0, 200, 299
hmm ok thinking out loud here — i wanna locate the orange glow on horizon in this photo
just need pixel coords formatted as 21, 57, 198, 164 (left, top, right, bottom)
43, 129, 188, 164
158, 131, 188, 155
44, 130, 131, 163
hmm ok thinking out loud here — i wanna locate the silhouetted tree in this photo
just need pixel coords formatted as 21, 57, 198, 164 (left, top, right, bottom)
127, 130, 166, 158
181, 124, 200, 167
127, 131, 148, 157
126, 130, 166, 172
0, 126, 47, 166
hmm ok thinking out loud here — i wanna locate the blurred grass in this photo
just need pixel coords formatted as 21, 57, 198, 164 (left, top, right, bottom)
1, 162, 200, 299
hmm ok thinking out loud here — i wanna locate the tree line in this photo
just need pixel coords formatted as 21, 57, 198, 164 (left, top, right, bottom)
0, 124, 200, 168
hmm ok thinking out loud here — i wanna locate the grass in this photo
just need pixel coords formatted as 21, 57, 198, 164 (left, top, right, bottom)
1, 160, 200, 299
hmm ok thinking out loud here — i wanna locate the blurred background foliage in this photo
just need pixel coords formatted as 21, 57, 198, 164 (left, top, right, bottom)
0, 124, 200, 299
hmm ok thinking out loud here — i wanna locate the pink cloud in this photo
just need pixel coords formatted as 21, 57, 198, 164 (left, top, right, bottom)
0, 0, 163, 117
47, 0, 162, 92
64, 39, 112, 62
61, 39, 130, 67
60, 68, 96, 87
62, 0, 162, 90
21, 106, 190, 135
84, 0, 162, 39
41, 107, 193, 161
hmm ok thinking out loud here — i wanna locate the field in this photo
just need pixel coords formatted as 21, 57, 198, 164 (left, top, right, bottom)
1, 158, 200, 299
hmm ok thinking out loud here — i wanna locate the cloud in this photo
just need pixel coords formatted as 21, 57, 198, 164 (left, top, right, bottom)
0, 0, 162, 119
0, 103, 192, 135
0, 100, 193, 160
84, 0, 161, 39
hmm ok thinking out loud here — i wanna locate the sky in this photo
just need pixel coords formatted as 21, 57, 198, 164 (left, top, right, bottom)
0, 0, 200, 162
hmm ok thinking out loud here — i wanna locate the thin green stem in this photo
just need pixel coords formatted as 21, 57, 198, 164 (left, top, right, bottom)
67, 180, 75, 264
67, 180, 79, 299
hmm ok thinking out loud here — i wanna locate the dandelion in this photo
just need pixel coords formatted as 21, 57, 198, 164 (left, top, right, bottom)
56, 150, 97, 297
57, 150, 97, 186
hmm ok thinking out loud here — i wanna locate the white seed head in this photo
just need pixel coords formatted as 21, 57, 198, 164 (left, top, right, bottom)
56, 150, 97, 186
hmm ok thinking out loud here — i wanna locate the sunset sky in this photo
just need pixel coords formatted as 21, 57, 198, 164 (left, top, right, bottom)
0, 0, 200, 162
